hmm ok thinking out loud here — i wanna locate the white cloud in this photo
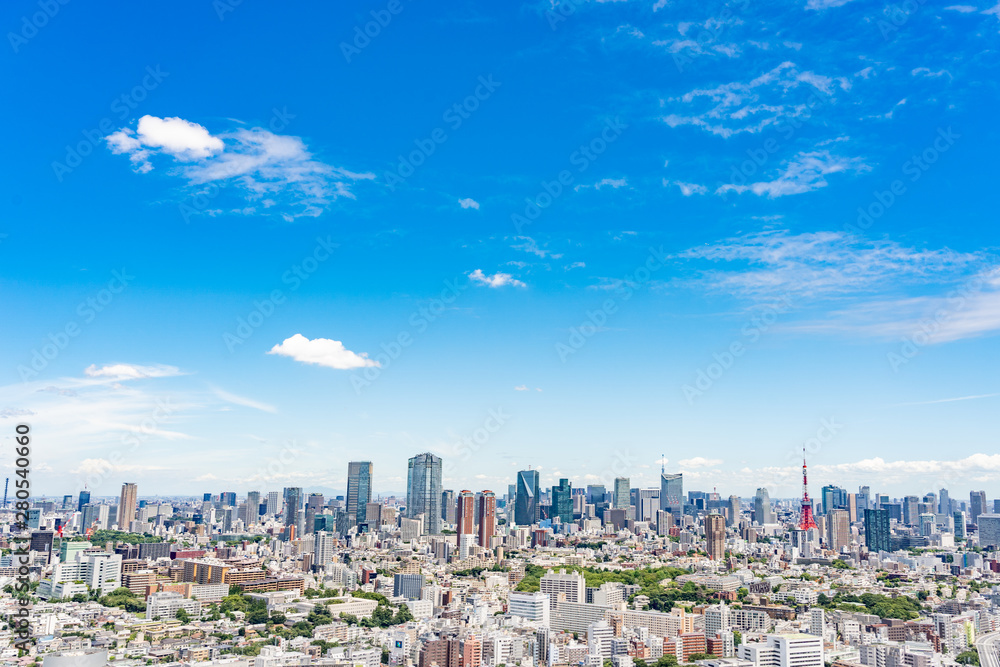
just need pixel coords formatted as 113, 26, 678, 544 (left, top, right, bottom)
512, 236, 563, 259
0, 408, 35, 418
805, 0, 857, 9
468, 269, 526, 288
663, 62, 850, 138
679, 457, 724, 468
458, 198, 480, 209
945, 4, 977, 10
515, 385, 529, 391
84, 363, 182, 380
107, 115, 373, 219
575, 177, 628, 191
677, 229, 981, 300
211, 387, 277, 413
267, 334, 379, 370
663, 179, 708, 196
715, 151, 869, 198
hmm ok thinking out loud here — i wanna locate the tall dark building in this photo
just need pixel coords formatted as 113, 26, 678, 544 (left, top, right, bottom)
515, 469, 540, 526
220, 491, 237, 507
478, 490, 496, 548
304, 493, 325, 535
347, 461, 373, 525
77, 490, 91, 513
551, 479, 573, 524
406, 452, 443, 535
283, 487, 303, 540
864, 508, 891, 553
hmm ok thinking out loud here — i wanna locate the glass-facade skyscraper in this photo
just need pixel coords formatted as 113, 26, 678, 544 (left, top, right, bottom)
515, 469, 540, 526
660, 472, 683, 516
613, 477, 631, 509
347, 461, 373, 525
406, 452, 443, 535
864, 508, 891, 552
551, 478, 573, 524
283, 487, 303, 540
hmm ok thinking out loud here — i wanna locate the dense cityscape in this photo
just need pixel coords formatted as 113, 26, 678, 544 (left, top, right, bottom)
6, 453, 1000, 667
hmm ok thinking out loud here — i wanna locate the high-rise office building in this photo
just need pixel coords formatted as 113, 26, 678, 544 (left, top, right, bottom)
441, 490, 456, 524
660, 473, 683, 517
266, 491, 281, 516
857, 486, 870, 512
118, 483, 137, 531
586, 485, 606, 505
902, 495, 920, 525
979, 514, 1000, 548
954, 511, 967, 539
753, 488, 773, 525
347, 461, 373, 526
77, 490, 91, 513
939, 488, 951, 514
826, 509, 850, 552
864, 508, 891, 553
728, 495, 740, 527
515, 469, 540, 526
477, 491, 496, 548
246, 491, 260, 526
821, 485, 847, 514
304, 493, 324, 535
971, 491, 988, 524
613, 477, 630, 510
456, 490, 475, 535
314, 531, 335, 567
705, 513, 726, 560
220, 491, 236, 507
283, 487, 303, 540
407, 452, 443, 535
551, 479, 573, 524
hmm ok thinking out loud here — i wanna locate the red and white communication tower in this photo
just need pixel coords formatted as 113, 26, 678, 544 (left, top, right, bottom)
799, 447, 818, 531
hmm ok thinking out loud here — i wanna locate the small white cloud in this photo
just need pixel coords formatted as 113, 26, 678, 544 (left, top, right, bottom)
468, 269, 526, 288
663, 179, 708, 196
805, 0, 857, 8
84, 363, 182, 380
512, 236, 562, 259
514, 385, 530, 391
458, 198, 480, 210
0, 408, 36, 419
565, 261, 586, 270
267, 334, 379, 370
575, 177, 627, 192
679, 456, 724, 468
945, 4, 977, 10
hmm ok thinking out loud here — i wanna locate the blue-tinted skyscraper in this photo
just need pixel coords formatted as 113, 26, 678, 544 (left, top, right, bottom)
515, 469, 540, 526
406, 452, 442, 535
660, 473, 683, 516
864, 508, 891, 553
77, 490, 91, 512
347, 461, 373, 525
551, 478, 573, 524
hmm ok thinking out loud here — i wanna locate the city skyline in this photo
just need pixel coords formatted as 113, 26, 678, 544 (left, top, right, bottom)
3, 2, 1000, 499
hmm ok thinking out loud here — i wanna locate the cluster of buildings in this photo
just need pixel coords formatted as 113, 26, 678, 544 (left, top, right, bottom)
6, 454, 1000, 667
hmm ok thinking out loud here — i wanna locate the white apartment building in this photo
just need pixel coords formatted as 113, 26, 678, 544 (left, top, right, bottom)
738, 633, 823, 667
510, 592, 551, 627
540, 569, 586, 609
146, 591, 201, 619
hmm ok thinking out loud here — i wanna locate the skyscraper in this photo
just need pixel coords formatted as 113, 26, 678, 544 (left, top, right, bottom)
864, 508, 891, 553
118, 483, 137, 531
613, 477, 630, 510
753, 488, 773, 525
441, 489, 456, 524
456, 490, 475, 535
551, 479, 573, 524
283, 487, 303, 540
77, 490, 91, 513
660, 473, 683, 517
728, 495, 740, 527
478, 490, 496, 548
266, 491, 281, 516
939, 488, 950, 514
826, 509, 850, 552
246, 491, 261, 526
705, 513, 726, 560
347, 461, 373, 525
971, 491, 987, 524
515, 469, 540, 526
304, 493, 324, 535
407, 452, 443, 535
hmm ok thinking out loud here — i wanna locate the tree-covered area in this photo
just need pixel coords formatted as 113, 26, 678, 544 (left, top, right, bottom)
339, 597, 414, 628
97, 587, 146, 612
957, 649, 980, 666
219, 592, 269, 624
453, 565, 508, 577
75, 531, 165, 546
816, 592, 922, 620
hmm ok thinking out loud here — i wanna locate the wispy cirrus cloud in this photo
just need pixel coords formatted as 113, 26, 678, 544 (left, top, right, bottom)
677, 229, 981, 300
715, 151, 870, 197
106, 115, 374, 220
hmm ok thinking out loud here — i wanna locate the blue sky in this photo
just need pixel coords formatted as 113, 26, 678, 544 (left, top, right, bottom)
2, 0, 999, 501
